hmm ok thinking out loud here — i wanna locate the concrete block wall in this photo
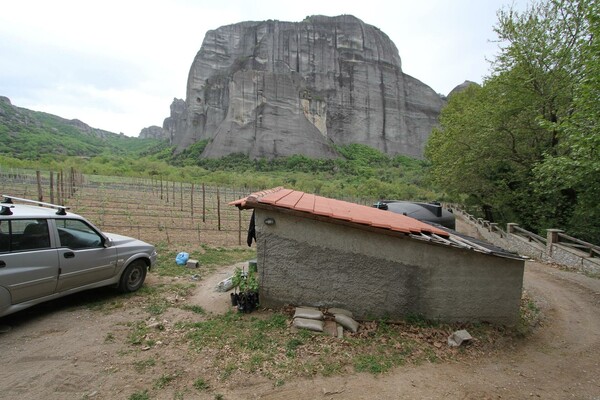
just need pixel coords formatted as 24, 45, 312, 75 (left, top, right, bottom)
254, 209, 524, 325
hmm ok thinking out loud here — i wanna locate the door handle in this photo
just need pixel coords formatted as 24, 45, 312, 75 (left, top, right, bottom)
0, 260, 5, 268
63, 252, 75, 259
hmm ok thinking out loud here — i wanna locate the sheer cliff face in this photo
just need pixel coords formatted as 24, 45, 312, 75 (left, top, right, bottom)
166, 15, 445, 159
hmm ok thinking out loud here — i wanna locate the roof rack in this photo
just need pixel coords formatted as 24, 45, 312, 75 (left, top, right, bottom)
1, 195, 69, 216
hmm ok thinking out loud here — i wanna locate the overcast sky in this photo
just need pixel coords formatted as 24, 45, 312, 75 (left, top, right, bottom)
0, 0, 527, 137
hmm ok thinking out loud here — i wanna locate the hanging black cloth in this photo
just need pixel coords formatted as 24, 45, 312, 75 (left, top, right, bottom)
247, 209, 256, 247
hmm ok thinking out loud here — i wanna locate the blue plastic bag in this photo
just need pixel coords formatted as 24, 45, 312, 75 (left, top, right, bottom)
175, 252, 189, 266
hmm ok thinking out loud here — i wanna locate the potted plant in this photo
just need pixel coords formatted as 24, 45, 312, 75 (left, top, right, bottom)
231, 266, 259, 313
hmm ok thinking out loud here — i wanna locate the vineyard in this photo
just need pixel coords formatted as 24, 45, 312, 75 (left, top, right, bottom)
0, 167, 373, 247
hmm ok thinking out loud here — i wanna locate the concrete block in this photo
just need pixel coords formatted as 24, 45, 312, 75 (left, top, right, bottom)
447, 329, 473, 347
186, 259, 200, 268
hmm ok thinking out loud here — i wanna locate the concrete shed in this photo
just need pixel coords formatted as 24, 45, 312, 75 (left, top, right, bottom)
231, 188, 525, 325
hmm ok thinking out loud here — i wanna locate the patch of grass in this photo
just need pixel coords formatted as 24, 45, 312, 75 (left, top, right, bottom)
193, 377, 209, 391
353, 354, 394, 374
404, 313, 438, 328
133, 283, 195, 316
154, 243, 255, 277
154, 371, 180, 389
127, 321, 150, 346
128, 390, 149, 400
516, 291, 541, 337
182, 304, 206, 314
104, 332, 115, 343
321, 359, 343, 376
285, 338, 303, 358
133, 357, 156, 372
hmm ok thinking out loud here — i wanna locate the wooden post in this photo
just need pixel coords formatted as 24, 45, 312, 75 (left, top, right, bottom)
217, 187, 221, 231
59, 170, 64, 204
191, 183, 195, 218
180, 182, 183, 212
238, 208, 242, 246
70, 167, 75, 196
546, 229, 563, 257
166, 179, 169, 202
160, 177, 163, 200
36, 171, 43, 201
49, 171, 54, 204
202, 183, 206, 223
172, 181, 175, 205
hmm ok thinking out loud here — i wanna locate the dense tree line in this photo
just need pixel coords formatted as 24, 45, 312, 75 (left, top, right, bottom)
426, 0, 599, 243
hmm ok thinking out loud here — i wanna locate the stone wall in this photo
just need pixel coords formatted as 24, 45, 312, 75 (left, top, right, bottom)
254, 209, 524, 325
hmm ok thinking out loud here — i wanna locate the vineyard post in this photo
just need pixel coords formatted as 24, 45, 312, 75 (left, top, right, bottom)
197, 223, 200, 242
217, 187, 221, 231
238, 208, 242, 245
180, 182, 183, 212
172, 181, 175, 205
70, 167, 75, 197
166, 179, 169, 202
202, 183, 206, 222
160, 177, 163, 200
49, 171, 54, 204
36, 171, 43, 201
191, 183, 195, 218
59, 170, 64, 204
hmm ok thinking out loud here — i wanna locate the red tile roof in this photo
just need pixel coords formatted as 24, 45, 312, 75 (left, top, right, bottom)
230, 187, 449, 237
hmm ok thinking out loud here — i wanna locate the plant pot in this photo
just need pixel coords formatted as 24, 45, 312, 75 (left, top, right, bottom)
230, 293, 239, 306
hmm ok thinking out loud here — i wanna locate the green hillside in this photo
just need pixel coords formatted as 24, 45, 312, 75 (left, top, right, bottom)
0, 96, 437, 202
0, 96, 166, 160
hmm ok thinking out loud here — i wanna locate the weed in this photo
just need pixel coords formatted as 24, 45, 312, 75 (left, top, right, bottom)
128, 390, 149, 400
104, 332, 115, 343
146, 299, 170, 315
285, 338, 303, 358
133, 357, 156, 372
214, 394, 224, 400
321, 360, 343, 376
154, 371, 180, 389
182, 304, 206, 314
353, 354, 393, 374
274, 379, 285, 387
127, 321, 149, 346
220, 363, 237, 380
193, 377, 209, 391
404, 313, 438, 328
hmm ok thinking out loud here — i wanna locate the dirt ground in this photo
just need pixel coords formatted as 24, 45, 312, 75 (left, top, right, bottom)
1, 259, 599, 400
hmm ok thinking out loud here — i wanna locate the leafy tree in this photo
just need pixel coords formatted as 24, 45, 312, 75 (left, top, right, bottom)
533, 1, 600, 242
426, 0, 597, 241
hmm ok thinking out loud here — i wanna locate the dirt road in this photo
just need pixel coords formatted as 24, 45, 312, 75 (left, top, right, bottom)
1, 261, 599, 399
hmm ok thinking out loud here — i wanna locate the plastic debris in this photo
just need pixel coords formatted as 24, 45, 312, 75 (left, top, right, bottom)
216, 276, 234, 292
175, 252, 189, 265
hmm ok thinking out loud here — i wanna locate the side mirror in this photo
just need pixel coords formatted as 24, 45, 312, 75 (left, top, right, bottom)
103, 236, 113, 248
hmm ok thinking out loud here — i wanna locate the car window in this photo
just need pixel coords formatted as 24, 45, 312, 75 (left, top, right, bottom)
1, 219, 51, 252
55, 219, 103, 249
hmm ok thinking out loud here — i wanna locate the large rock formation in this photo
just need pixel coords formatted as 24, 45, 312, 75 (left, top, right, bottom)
164, 15, 445, 159
139, 125, 169, 140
